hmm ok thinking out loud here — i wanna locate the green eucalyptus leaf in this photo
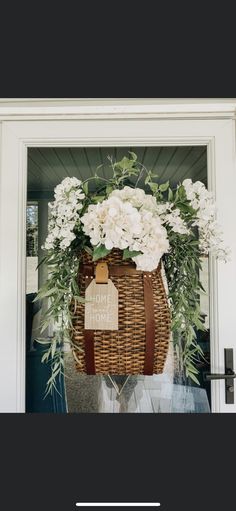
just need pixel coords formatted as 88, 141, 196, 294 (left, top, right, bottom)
176, 184, 187, 201
83, 181, 89, 195
92, 245, 111, 261
177, 202, 196, 215
74, 295, 86, 303
159, 181, 169, 192
40, 320, 52, 333
36, 256, 48, 270
123, 248, 142, 260
92, 195, 106, 203
41, 352, 50, 363
199, 281, 206, 292
145, 174, 151, 184
168, 188, 174, 201
34, 286, 58, 301
188, 372, 200, 385
148, 182, 159, 193
52, 361, 60, 372
106, 185, 114, 196
128, 151, 138, 161
36, 338, 51, 345
51, 340, 57, 359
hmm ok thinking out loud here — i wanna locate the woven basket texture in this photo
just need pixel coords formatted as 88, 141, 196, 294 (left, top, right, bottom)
71, 249, 171, 375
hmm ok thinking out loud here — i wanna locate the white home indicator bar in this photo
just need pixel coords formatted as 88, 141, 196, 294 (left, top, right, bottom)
76, 504, 161, 507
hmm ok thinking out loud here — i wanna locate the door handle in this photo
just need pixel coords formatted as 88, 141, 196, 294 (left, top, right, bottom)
204, 349, 235, 404
204, 371, 236, 381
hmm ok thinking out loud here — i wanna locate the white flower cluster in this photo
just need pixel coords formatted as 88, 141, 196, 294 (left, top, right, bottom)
44, 177, 85, 250
130, 209, 170, 271
164, 207, 190, 235
110, 186, 158, 211
81, 196, 142, 249
111, 187, 189, 235
155, 202, 189, 235
81, 186, 170, 271
182, 179, 229, 261
43, 176, 229, 267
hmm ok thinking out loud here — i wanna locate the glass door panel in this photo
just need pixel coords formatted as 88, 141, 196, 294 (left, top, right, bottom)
26, 145, 211, 413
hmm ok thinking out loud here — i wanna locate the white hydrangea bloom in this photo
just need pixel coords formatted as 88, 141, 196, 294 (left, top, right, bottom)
81, 196, 142, 251
110, 186, 146, 208
182, 178, 229, 260
131, 210, 170, 271
43, 177, 85, 251
81, 188, 170, 271
133, 253, 162, 272
110, 186, 159, 214
110, 187, 188, 236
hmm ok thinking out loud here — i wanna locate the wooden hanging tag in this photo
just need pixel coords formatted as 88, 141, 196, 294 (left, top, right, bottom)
85, 279, 118, 330
95, 261, 109, 283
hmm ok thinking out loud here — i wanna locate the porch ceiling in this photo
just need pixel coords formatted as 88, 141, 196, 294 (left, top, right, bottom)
27, 146, 207, 195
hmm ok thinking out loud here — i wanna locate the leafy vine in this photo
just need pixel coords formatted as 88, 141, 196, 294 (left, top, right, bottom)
34, 152, 227, 395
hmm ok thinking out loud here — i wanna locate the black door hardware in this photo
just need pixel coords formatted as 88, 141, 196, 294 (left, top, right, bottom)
204, 348, 235, 404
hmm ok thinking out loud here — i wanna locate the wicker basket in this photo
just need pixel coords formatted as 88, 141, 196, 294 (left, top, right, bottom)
71, 248, 171, 375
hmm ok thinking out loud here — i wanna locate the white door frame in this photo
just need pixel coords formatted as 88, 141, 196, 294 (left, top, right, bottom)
0, 102, 236, 413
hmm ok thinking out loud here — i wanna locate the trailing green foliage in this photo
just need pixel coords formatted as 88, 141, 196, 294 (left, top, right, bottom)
36, 152, 208, 394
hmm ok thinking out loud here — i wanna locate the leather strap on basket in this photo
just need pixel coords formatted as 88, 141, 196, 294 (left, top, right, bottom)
81, 263, 139, 277
84, 271, 96, 375
95, 262, 109, 283
143, 273, 155, 375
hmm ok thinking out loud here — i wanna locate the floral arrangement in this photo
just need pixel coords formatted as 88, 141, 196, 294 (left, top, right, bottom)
36, 152, 229, 395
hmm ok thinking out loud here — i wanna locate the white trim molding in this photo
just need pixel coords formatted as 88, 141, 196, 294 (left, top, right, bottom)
0, 98, 236, 121
0, 101, 236, 413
